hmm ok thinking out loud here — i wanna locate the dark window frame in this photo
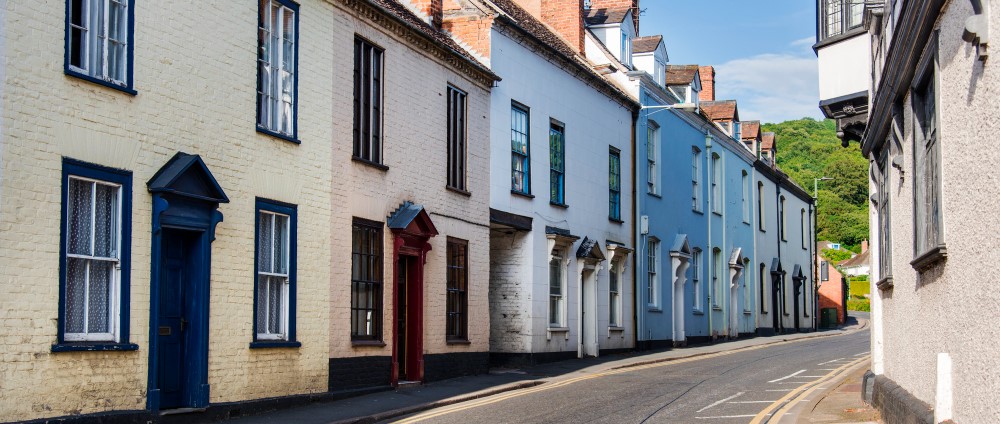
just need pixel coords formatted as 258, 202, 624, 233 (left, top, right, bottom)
64, 0, 137, 95
251, 198, 300, 348
447, 85, 468, 191
549, 121, 566, 205
910, 33, 946, 268
609, 147, 622, 221
54, 158, 137, 352
256, 0, 300, 143
818, 0, 866, 40
353, 36, 385, 165
446, 238, 469, 342
351, 218, 384, 342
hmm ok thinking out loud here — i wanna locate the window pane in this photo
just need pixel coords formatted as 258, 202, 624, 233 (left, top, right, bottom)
274, 214, 289, 274
258, 213, 273, 273
68, 179, 93, 256
88, 260, 114, 333
93, 183, 118, 258
65, 258, 88, 333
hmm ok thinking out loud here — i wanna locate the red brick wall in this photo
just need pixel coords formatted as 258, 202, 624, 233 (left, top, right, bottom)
442, 14, 494, 59
541, 0, 586, 54
699, 65, 715, 102
408, 0, 443, 28
588, 0, 639, 32
817, 259, 846, 324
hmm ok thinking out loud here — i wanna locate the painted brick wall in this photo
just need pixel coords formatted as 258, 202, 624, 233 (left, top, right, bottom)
326, 2, 493, 373
488, 231, 532, 353
0, 1, 339, 421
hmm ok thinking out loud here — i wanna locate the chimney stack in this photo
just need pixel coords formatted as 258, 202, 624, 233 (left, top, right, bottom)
587, 0, 639, 33
699, 65, 716, 102
540, 0, 586, 54
861, 239, 869, 253
407, 0, 444, 29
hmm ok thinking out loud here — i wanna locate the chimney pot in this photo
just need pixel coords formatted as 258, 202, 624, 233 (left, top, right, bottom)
699, 65, 716, 102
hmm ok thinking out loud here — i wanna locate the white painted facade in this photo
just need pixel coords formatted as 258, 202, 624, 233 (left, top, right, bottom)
817, 33, 872, 101
488, 26, 635, 359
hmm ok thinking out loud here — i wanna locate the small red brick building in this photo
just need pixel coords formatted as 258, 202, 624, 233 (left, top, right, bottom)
816, 241, 846, 325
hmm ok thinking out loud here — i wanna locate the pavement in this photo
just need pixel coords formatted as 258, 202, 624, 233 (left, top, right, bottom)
792, 351, 881, 424
223, 317, 869, 424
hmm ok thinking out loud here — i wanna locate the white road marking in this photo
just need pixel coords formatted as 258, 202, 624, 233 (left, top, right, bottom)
817, 358, 846, 365
697, 392, 745, 412
818, 368, 838, 371
854, 352, 869, 356
795, 375, 827, 378
696, 414, 767, 419
768, 370, 807, 383
765, 389, 793, 392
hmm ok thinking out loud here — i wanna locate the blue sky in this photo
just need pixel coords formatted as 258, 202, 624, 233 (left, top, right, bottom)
640, 1, 824, 124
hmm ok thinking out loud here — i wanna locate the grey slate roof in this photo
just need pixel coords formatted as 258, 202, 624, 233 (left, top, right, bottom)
584, 7, 630, 25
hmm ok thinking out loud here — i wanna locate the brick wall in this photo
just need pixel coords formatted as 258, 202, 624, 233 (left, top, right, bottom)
541, 0, 586, 54
0, 1, 337, 420
817, 257, 845, 325
588, 0, 639, 32
699, 65, 716, 102
402, 0, 443, 28
488, 231, 531, 354
443, 14, 494, 60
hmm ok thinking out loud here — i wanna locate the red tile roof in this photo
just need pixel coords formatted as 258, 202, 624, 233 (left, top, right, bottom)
761, 132, 776, 150
741, 121, 761, 140
701, 100, 738, 121
665, 65, 699, 86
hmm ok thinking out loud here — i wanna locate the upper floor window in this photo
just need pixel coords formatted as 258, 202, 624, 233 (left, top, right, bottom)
609, 148, 622, 221
353, 37, 384, 164
647, 123, 660, 194
759, 263, 767, 313
59, 159, 133, 347
821, 261, 830, 281
550, 122, 565, 205
620, 34, 631, 66
692, 147, 702, 212
255, 199, 297, 344
875, 145, 892, 279
711, 153, 722, 214
511, 103, 531, 194
741, 171, 750, 223
257, 0, 298, 140
780, 196, 787, 241
351, 218, 383, 341
66, 0, 135, 93
820, 0, 865, 40
801, 208, 808, 249
757, 182, 766, 231
447, 85, 468, 191
549, 252, 565, 327
912, 43, 944, 264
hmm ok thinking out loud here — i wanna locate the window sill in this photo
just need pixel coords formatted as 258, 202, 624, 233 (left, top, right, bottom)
876, 276, 894, 291
609, 217, 624, 224
447, 186, 472, 197
250, 341, 302, 349
759, 228, 766, 233
712, 211, 723, 217
257, 126, 300, 144
352, 340, 387, 348
692, 310, 704, 316
693, 209, 704, 215
648, 306, 663, 313
547, 326, 570, 341
647, 192, 662, 199
608, 326, 625, 332
743, 309, 752, 315
712, 305, 722, 311
352, 156, 389, 171
511, 190, 534, 199
65, 70, 137, 96
910, 245, 947, 272
52, 342, 139, 352
446, 339, 472, 345
550, 201, 569, 209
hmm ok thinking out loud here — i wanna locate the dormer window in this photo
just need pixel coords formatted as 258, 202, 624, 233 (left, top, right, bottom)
620, 34, 631, 66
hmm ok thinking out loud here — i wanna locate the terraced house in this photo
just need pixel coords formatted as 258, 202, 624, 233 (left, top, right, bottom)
0, 0, 496, 421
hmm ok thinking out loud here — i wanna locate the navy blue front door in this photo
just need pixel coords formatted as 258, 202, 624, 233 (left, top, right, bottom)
157, 229, 198, 409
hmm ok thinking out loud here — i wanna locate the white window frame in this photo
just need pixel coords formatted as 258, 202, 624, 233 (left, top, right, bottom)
711, 153, 722, 214
758, 182, 766, 231
549, 252, 566, 328
256, 210, 291, 340
692, 147, 702, 212
647, 239, 660, 309
609, 261, 623, 326
67, 0, 130, 86
257, 0, 297, 137
743, 259, 752, 313
64, 176, 123, 342
742, 171, 750, 223
647, 123, 660, 195
711, 248, 722, 309
801, 209, 808, 249
692, 248, 703, 312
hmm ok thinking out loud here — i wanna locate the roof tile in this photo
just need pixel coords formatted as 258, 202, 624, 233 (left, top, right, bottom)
632, 35, 662, 53
584, 7, 631, 25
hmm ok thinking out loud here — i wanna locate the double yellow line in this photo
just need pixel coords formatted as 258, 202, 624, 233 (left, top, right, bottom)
749, 354, 870, 423
394, 344, 775, 424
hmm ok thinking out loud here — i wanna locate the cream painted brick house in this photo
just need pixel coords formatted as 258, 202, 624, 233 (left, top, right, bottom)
0, 0, 494, 421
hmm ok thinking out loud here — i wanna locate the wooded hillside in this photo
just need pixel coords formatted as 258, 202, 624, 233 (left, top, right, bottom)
762, 118, 869, 253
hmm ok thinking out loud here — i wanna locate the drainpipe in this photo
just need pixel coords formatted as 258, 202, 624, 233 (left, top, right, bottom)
704, 130, 713, 340
811, 202, 817, 331
775, 184, 783, 333
720, 153, 729, 338
631, 106, 639, 350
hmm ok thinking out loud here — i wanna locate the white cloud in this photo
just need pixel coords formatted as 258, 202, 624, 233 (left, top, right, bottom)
714, 53, 823, 124
791, 36, 816, 48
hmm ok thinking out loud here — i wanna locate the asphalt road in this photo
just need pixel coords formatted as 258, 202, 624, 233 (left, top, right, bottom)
392, 324, 870, 424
